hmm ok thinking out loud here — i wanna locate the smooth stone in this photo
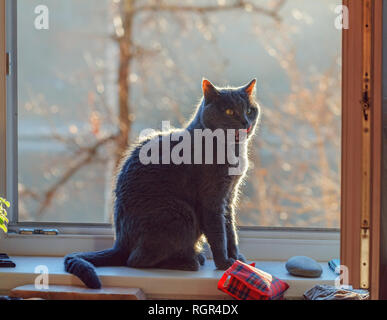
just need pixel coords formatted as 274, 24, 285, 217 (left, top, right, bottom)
285, 256, 323, 278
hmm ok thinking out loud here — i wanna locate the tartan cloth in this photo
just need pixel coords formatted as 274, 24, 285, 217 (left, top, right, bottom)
218, 260, 289, 300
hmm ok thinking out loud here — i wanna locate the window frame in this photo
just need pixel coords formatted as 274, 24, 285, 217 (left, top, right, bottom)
0, 2, 5, 200
0, 0, 341, 262
4, 0, 17, 226
340, 0, 383, 299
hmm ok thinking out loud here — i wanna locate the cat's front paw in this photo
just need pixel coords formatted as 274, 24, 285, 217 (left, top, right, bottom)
237, 253, 246, 263
215, 258, 235, 270
228, 250, 246, 263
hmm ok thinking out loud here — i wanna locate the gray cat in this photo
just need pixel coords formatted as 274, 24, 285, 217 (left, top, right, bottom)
64, 79, 260, 288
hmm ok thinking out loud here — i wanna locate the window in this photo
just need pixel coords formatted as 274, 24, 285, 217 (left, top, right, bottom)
3, 0, 385, 300
11, 0, 342, 228
1, 0, 342, 260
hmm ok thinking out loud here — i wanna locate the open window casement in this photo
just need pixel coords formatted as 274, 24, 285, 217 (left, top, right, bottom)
341, 0, 383, 299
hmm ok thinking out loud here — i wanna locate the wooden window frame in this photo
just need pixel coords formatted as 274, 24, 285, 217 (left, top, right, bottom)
0, 1, 5, 197
341, 0, 383, 300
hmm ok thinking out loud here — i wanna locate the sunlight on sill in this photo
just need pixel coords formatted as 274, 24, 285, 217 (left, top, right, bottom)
0, 256, 336, 299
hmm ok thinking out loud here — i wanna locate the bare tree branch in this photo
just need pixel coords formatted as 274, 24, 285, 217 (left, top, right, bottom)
134, 0, 285, 22
35, 134, 117, 216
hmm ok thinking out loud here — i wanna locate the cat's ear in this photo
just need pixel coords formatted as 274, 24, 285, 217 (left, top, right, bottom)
202, 78, 219, 102
242, 79, 257, 97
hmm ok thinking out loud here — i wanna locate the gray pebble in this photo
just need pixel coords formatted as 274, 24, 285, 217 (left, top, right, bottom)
285, 256, 323, 278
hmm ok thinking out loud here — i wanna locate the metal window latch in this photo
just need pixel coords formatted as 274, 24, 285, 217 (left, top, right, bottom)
361, 90, 370, 121
5, 52, 10, 75
17, 228, 59, 235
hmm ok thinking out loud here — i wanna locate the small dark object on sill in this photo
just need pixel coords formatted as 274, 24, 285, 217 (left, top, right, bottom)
0, 253, 9, 259
0, 253, 16, 268
0, 296, 22, 301
0, 260, 16, 268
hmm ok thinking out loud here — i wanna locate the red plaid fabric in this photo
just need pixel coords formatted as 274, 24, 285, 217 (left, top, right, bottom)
218, 260, 289, 300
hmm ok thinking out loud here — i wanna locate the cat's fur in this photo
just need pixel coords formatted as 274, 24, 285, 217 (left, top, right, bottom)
64, 79, 260, 289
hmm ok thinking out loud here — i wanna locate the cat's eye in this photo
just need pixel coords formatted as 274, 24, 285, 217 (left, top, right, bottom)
247, 108, 252, 115
225, 109, 234, 116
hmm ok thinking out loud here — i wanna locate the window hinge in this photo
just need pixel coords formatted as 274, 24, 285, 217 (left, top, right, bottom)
360, 227, 370, 289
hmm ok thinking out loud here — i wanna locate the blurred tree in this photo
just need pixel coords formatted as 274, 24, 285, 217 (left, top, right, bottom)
19, 0, 287, 219
18, 0, 341, 228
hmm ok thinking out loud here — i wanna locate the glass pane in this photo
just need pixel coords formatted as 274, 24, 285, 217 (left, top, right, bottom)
17, 0, 341, 227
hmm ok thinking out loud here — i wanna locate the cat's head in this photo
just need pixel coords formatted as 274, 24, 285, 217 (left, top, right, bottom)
199, 78, 260, 142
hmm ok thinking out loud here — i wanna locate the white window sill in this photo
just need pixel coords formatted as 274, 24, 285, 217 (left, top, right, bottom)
0, 256, 336, 299
0, 229, 340, 261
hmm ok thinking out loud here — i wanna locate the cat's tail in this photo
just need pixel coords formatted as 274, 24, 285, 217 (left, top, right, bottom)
64, 246, 127, 289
